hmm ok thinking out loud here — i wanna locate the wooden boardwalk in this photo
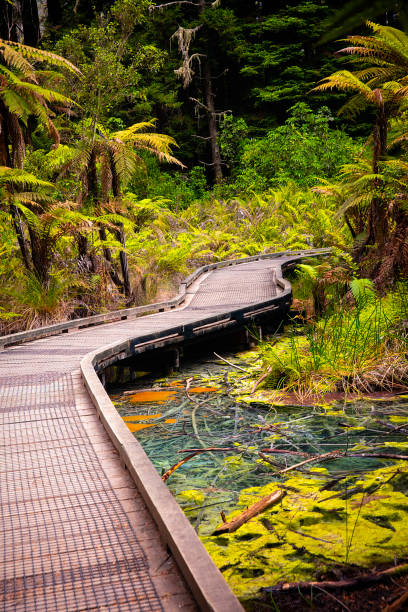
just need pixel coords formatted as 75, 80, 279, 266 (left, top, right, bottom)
0, 252, 323, 611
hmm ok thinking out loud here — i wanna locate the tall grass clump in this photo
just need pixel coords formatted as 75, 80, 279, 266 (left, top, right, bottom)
259, 279, 408, 401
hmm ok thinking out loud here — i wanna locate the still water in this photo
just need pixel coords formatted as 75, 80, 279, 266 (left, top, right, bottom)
109, 350, 408, 535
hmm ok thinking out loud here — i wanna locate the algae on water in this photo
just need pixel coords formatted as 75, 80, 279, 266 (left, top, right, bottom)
203, 464, 408, 600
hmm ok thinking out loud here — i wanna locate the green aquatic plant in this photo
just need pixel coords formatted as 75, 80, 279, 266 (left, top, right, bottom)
111, 350, 408, 605
203, 465, 408, 601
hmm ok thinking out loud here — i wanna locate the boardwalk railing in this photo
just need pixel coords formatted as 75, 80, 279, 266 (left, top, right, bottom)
0, 248, 330, 350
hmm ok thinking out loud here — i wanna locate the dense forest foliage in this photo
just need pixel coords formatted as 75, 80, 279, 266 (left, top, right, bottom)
2, 2, 408, 608
0, 0, 407, 336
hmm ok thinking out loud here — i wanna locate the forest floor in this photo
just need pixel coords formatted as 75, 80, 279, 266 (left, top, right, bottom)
258, 573, 408, 612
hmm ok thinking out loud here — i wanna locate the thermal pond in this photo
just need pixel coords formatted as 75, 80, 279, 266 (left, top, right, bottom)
109, 350, 408, 601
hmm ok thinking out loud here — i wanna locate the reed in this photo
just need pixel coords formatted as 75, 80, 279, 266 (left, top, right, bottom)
259, 282, 408, 400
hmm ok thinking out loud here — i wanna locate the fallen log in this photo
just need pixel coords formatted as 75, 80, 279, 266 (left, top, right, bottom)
264, 562, 408, 593
212, 489, 285, 535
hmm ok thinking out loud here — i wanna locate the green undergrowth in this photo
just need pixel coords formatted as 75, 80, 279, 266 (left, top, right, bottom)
0, 183, 346, 333
202, 464, 408, 601
125, 184, 345, 282
253, 282, 408, 402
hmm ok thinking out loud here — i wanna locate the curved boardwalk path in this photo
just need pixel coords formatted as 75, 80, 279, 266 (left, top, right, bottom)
0, 251, 327, 612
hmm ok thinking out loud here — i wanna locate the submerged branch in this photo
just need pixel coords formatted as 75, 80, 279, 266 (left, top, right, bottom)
261, 448, 311, 457
162, 451, 201, 482
350, 453, 408, 461
251, 366, 272, 394
178, 447, 234, 453
214, 351, 249, 372
279, 450, 343, 474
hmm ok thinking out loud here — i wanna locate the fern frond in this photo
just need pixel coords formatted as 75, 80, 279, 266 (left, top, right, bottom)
0, 40, 81, 75
94, 212, 134, 231
353, 66, 398, 82
0, 167, 53, 191
0, 42, 35, 79
117, 130, 175, 148
0, 89, 32, 120
113, 121, 184, 167
48, 207, 92, 227
336, 193, 372, 219
113, 120, 157, 138
34, 69, 67, 82
366, 21, 408, 56
313, 70, 376, 103
16, 192, 55, 205
128, 142, 185, 167
11, 200, 42, 228
16, 81, 76, 107
109, 141, 138, 185
338, 92, 370, 117
350, 277, 375, 307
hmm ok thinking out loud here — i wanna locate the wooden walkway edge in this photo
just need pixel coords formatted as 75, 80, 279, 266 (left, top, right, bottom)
0, 249, 330, 611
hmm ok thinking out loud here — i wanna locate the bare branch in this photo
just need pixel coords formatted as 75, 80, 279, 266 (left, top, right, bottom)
190, 96, 210, 112
198, 159, 228, 166
192, 134, 213, 140
189, 97, 232, 117
149, 1, 200, 11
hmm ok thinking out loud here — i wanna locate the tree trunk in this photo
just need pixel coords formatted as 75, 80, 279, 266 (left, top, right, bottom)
116, 223, 131, 297
198, 0, 223, 184
27, 224, 49, 286
368, 110, 388, 253
0, 0, 40, 44
21, 0, 40, 46
0, 1, 17, 40
0, 108, 10, 167
99, 227, 123, 289
77, 233, 88, 259
77, 148, 97, 273
8, 112, 26, 169
0, 103, 32, 272
10, 203, 32, 272
202, 59, 223, 183
109, 150, 132, 297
